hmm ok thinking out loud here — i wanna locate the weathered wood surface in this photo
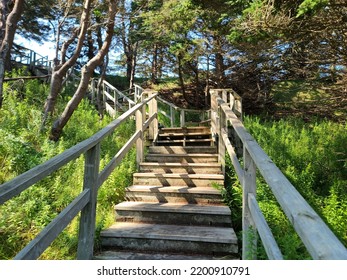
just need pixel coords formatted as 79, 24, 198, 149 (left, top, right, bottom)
242, 148, 257, 260
248, 193, 283, 260
77, 144, 100, 259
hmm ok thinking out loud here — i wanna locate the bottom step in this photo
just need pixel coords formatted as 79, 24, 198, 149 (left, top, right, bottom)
100, 222, 238, 256
94, 250, 239, 260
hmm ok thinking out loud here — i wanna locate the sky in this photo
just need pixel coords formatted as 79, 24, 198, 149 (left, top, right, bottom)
15, 34, 56, 61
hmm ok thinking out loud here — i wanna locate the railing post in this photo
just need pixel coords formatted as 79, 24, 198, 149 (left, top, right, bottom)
77, 143, 100, 260
242, 147, 257, 260
180, 110, 185, 127
210, 90, 218, 142
148, 92, 158, 140
170, 106, 174, 127
136, 102, 145, 169
113, 89, 117, 117
218, 105, 226, 176
102, 85, 106, 110
30, 50, 36, 68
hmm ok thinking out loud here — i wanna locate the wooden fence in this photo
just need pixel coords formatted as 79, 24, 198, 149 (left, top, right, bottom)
210, 89, 347, 260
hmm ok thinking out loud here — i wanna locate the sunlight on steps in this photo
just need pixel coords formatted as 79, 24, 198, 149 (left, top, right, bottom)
95, 127, 239, 260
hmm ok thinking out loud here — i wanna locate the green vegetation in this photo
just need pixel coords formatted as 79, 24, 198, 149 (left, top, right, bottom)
242, 116, 347, 259
0, 72, 136, 259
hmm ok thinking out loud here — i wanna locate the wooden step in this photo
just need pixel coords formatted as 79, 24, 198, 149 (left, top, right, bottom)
145, 153, 218, 163
155, 139, 214, 146
148, 145, 217, 154
94, 250, 237, 260
159, 127, 211, 134
133, 173, 224, 187
139, 162, 222, 174
125, 185, 224, 204
115, 202, 231, 226
100, 222, 238, 256
158, 132, 211, 139
98, 125, 239, 259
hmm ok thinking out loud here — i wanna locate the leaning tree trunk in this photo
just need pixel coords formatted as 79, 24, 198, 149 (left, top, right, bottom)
43, 0, 92, 124
0, 0, 24, 108
0, 0, 8, 108
50, 0, 118, 141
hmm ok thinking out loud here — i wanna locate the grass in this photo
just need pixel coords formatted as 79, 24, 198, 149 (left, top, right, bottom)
0, 74, 136, 259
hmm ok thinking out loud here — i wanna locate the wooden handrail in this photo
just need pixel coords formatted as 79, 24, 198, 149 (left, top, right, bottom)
11, 45, 51, 69
211, 90, 347, 260
0, 92, 158, 259
156, 96, 207, 127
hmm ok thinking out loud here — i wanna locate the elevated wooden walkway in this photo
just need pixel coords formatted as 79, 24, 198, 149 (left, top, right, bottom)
95, 126, 239, 260
1, 84, 345, 260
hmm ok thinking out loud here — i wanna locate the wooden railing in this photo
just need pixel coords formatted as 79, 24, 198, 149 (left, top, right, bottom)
0, 92, 158, 260
90, 79, 137, 117
93, 81, 208, 127
211, 89, 347, 260
156, 96, 208, 127
12, 45, 51, 70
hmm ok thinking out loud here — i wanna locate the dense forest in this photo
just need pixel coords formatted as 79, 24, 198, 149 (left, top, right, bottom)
0, 0, 346, 259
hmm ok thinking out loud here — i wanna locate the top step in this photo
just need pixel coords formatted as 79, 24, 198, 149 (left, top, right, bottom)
157, 127, 213, 147
159, 127, 211, 134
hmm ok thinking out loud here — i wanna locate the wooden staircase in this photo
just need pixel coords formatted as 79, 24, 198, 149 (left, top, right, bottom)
95, 126, 238, 260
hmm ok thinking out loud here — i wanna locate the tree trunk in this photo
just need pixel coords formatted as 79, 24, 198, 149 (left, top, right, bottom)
214, 35, 225, 87
129, 41, 138, 90
177, 54, 186, 99
50, 0, 118, 141
97, 54, 109, 119
0, 0, 24, 108
3, 0, 24, 71
0, 0, 8, 108
215, 52, 224, 87
43, 0, 93, 124
151, 44, 158, 84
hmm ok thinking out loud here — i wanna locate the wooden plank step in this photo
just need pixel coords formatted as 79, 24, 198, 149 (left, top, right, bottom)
100, 222, 238, 256
133, 173, 224, 187
125, 185, 224, 204
94, 250, 238, 260
145, 153, 218, 163
159, 127, 211, 134
115, 202, 231, 226
155, 139, 214, 146
148, 146, 217, 154
158, 132, 211, 138
139, 162, 222, 174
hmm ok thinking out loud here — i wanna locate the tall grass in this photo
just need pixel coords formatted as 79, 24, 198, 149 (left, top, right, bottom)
243, 116, 347, 259
0, 73, 136, 259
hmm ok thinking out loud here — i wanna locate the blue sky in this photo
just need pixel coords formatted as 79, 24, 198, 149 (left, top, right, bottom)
15, 34, 56, 60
